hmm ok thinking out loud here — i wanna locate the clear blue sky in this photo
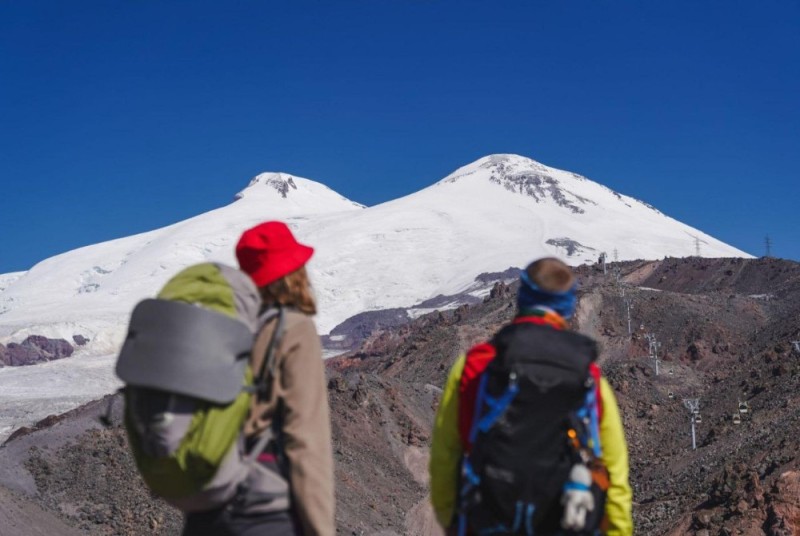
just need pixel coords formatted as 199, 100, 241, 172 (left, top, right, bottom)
1, 1, 798, 273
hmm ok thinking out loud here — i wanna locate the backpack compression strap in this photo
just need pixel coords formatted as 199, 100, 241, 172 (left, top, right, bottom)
230, 307, 291, 514
117, 298, 254, 404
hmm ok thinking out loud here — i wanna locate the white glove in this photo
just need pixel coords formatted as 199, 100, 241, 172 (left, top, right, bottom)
561, 463, 595, 531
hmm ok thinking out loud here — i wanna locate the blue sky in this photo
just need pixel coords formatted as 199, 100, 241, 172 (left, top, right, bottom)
1, 1, 798, 273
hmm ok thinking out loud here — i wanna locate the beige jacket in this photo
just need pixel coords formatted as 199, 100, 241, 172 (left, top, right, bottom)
244, 310, 335, 536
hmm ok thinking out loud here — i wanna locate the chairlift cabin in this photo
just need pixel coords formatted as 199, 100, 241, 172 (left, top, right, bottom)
668, 391, 674, 400
733, 413, 742, 425
738, 401, 749, 414
694, 413, 703, 424
669, 368, 674, 375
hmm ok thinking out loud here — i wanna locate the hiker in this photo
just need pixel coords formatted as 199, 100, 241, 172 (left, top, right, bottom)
182, 221, 335, 536
429, 258, 632, 535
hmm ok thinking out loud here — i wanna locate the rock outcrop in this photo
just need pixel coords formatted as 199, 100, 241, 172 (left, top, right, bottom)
1, 336, 74, 366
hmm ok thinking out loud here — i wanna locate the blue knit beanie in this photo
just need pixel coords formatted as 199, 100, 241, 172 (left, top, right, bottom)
517, 261, 577, 319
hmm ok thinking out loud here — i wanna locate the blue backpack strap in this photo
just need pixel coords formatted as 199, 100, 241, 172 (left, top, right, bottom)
459, 372, 521, 536
457, 458, 479, 536
477, 383, 520, 434
468, 373, 490, 445
469, 372, 520, 442
576, 384, 602, 458
524, 503, 536, 536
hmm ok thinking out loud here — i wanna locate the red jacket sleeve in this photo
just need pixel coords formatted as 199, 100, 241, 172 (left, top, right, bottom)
458, 342, 496, 452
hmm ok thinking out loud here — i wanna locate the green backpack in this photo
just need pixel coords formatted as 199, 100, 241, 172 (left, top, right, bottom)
115, 262, 288, 513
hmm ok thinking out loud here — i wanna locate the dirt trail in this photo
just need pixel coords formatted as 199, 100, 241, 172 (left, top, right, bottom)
0, 485, 83, 536
401, 446, 442, 535
624, 260, 661, 286
403, 446, 429, 487
404, 495, 443, 536
574, 288, 603, 343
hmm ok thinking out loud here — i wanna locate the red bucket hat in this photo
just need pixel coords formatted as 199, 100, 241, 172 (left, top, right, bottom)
235, 221, 314, 287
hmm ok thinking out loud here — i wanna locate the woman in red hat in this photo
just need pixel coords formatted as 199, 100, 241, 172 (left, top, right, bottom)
185, 221, 334, 536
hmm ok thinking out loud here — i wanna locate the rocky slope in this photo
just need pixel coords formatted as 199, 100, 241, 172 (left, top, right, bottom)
1, 257, 798, 535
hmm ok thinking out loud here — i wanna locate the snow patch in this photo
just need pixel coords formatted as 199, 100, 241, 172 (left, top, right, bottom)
0, 271, 26, 292
0, 353, 122, 442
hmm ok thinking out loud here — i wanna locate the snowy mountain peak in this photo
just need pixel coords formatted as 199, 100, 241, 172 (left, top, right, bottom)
240, 172, 298, 198
478, 153, 551, 173
443, 154, 550, 182
233, 172, 365, 209
438, 154, 594, 214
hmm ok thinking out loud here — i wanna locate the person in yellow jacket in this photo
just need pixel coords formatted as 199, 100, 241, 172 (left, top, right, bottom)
429, 257, 633, 535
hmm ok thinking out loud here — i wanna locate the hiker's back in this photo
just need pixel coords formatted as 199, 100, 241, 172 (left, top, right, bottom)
232, 221, 335, 536
430, 257, 631, 536
461, 320, 607, 535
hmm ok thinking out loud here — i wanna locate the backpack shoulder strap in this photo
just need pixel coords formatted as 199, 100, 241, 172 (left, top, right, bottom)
244, 306, 287, 461
589, 362, 604, 422
255, 306, 287, 399
577, 362, 604, 458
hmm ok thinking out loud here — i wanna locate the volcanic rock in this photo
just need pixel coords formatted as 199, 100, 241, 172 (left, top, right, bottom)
4, 336, 74, 366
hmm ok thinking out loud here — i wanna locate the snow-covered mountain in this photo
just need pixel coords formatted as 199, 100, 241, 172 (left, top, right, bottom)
0, 173, 363, 353
0, 154, 750, 355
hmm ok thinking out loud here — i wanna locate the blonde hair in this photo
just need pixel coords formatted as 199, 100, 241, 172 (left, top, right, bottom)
259, 266, 316, 315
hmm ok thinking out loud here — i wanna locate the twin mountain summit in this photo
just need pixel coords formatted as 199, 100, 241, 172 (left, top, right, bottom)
0, 153, 749, 359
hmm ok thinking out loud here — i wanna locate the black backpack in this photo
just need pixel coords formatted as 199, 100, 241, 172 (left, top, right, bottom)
460, 321, 608, 535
